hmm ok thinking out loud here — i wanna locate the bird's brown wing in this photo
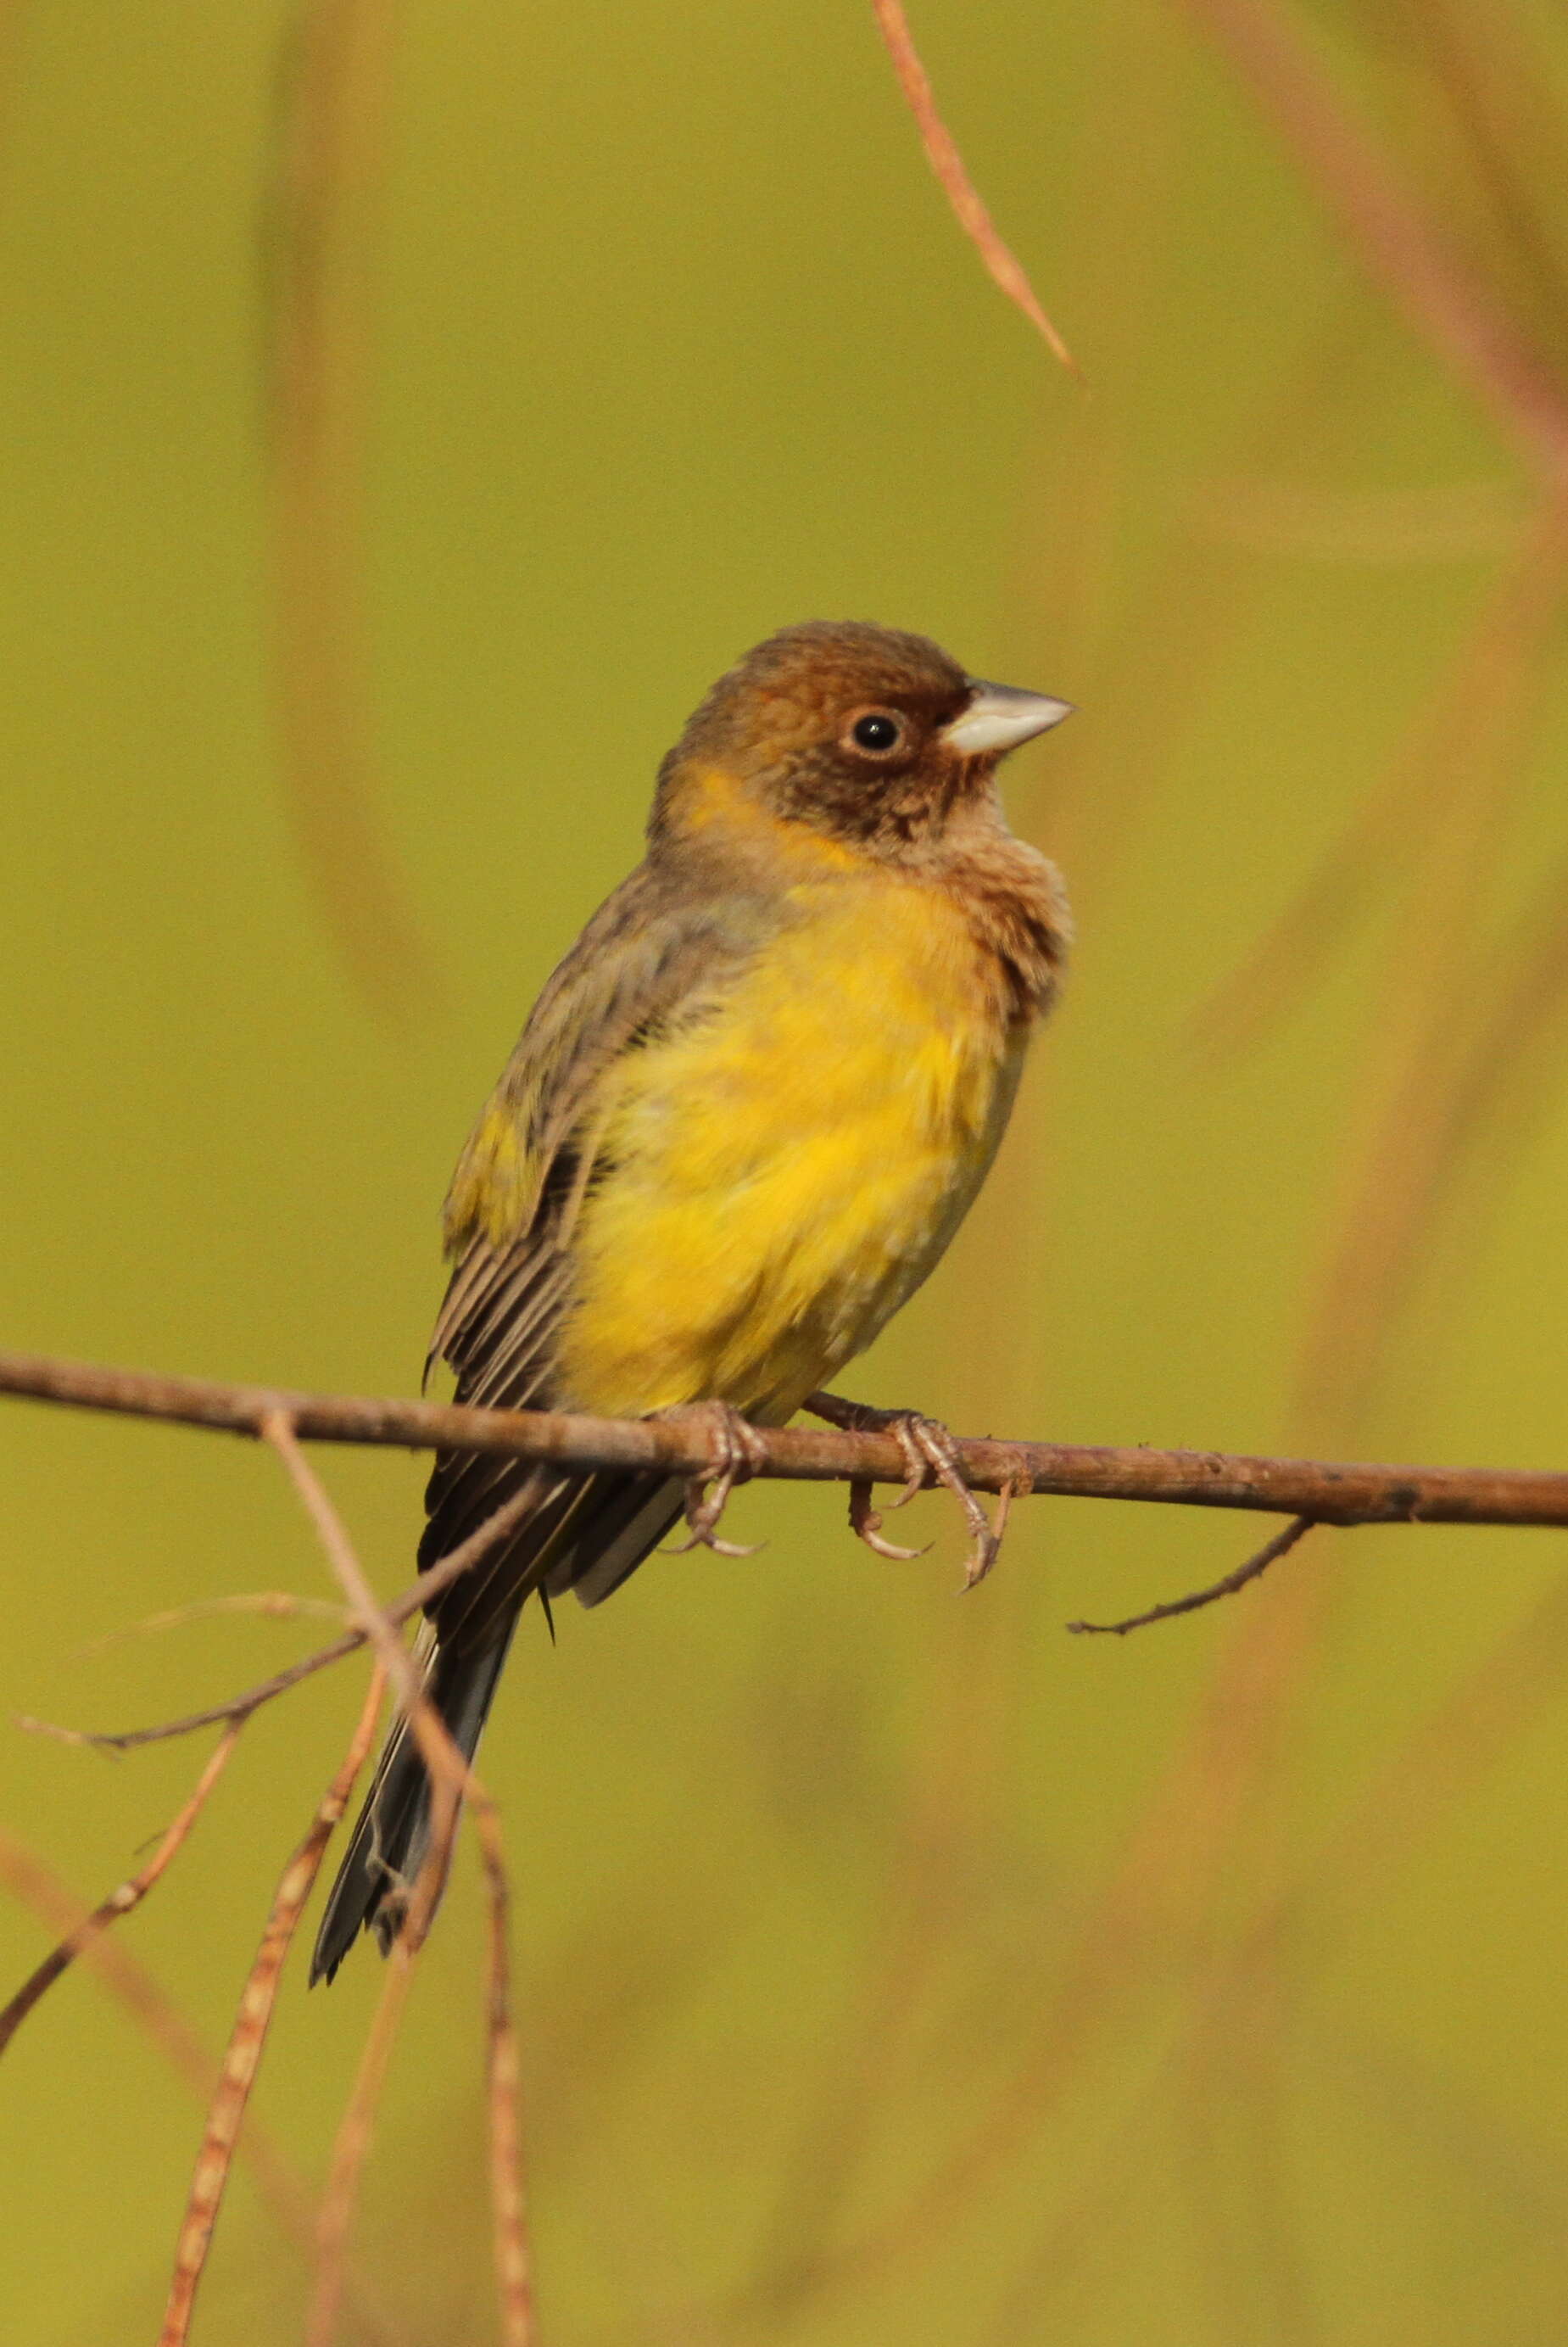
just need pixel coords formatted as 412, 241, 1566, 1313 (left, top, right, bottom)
419, 858, 777, 1646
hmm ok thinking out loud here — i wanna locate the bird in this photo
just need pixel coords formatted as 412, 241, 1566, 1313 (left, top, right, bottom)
311, 619, 1073, 1981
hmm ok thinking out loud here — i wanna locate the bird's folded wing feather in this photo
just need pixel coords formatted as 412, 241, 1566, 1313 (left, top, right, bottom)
419, 859, 778, 1645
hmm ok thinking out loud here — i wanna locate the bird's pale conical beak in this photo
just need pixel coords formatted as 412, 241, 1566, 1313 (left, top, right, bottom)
940, 680, 1074, 758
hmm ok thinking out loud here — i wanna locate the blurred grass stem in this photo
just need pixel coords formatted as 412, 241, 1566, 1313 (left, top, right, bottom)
869, 0, 1081, 377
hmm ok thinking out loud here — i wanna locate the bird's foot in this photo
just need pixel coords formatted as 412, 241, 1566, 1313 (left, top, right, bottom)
805, 1391, 1016, 1587
658, 1401, 770, 1558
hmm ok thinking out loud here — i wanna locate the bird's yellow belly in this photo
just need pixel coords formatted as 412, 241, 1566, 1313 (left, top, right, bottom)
553, 879, 1024, 1421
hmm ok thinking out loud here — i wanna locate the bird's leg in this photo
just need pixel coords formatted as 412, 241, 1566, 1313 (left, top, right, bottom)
658, 1401, 771, 1559
805, 1390, 1013, 1587
806, 1392, 929, 1564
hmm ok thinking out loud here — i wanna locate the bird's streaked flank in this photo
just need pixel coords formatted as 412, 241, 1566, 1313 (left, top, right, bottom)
312, 620, 1073, 1980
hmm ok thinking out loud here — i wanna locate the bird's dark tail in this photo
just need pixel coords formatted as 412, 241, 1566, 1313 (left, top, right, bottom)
310, 1616, 518, 1985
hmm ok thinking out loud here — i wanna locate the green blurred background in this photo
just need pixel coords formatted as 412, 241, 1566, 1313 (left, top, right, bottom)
7, 0, 1568, 2339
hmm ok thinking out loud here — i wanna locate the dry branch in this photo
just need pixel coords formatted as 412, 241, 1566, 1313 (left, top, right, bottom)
157, 1665, 387, 2347
9, 1327, 1563, 2338
3, 1346, 1568, 1528
1069, 1515, 1318, 1635
306, 1947, 417, 2347
0, 1729, 241, 2055
264, 1415, 535, 2347
18, 1476, 546, 1753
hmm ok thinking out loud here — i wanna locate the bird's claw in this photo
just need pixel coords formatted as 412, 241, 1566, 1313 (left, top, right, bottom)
806, 1393, 1017, 1587
848, 1474, 929, 1562
659, 1402, 769, 1558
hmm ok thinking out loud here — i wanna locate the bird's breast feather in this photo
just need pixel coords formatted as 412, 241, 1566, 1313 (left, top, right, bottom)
554, 874, 1036, 1417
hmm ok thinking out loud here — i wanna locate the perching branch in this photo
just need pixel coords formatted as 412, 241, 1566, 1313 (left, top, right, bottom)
4, 1341, 1565, 1752
3, 1346, 1568, 1528
3, 1338, 1558, 2327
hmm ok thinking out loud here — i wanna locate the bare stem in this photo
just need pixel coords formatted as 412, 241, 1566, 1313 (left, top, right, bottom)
0, 1729, 240, 2055
1069, 1516, 1319, 1635
305, 1922, 417, 2347
1, 1346, 1565, 1528
20, 1475, 544, 1753
868, 0, 1081, 377
156, 1665, 387, 2347
264, 1415, 536, 2347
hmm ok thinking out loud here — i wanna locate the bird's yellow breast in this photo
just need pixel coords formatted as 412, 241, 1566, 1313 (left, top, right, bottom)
552, 872, 1027, 1422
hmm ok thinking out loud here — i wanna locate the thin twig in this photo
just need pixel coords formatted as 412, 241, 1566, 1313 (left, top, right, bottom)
2, 1347, 1565, 1526
1068, 1516, 1318, 1636
263, 1415, 535, 2347
20, 1475, 544, 1752
279, 1401, 527, 2344
869, 0, 1080, 377
478, 1800, 533, 2347
262, 1411, 423, 1708
304, 1795, 466, 2343
305, 1951, 416, 2347
157, 1664, 387, 2347
0, 1728, 241, 2056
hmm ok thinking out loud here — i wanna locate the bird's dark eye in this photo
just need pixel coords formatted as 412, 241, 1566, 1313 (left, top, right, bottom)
850, 712, 902, 754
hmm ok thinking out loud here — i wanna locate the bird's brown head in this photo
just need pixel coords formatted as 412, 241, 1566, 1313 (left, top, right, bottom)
652, 620, 1072, 859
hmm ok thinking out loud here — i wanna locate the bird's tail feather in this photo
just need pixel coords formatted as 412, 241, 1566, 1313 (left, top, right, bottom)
310, 1616, 518, 1985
